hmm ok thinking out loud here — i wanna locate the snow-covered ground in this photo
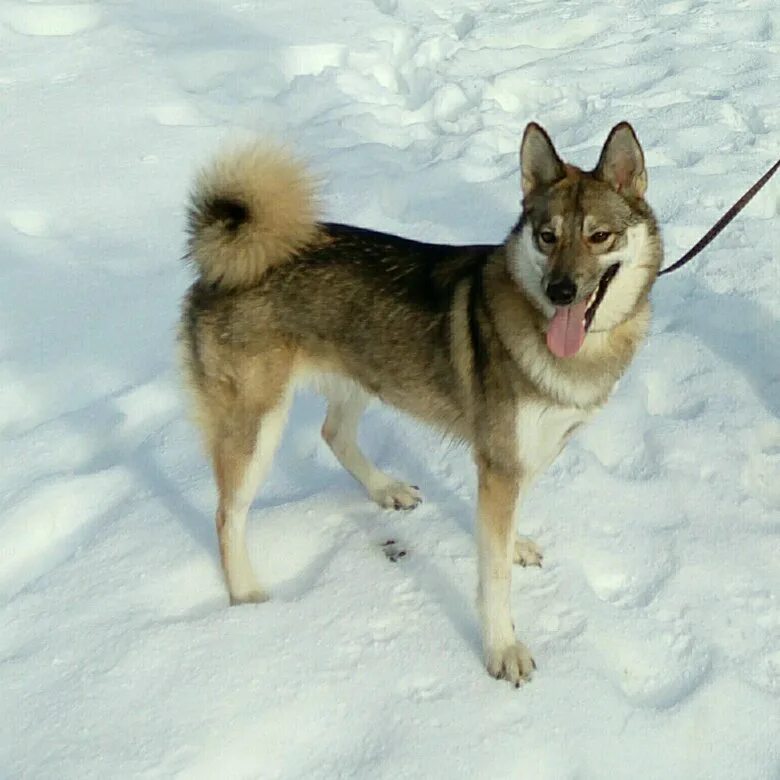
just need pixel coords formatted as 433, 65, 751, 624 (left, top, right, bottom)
1, 0, 778, 777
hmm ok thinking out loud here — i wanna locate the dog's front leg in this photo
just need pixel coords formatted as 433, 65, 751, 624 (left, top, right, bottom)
476, 457, 535, 685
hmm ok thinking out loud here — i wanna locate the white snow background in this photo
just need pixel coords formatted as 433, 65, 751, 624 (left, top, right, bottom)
1, 1, 779, 777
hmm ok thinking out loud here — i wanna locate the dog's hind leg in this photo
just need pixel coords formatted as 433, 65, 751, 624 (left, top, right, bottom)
210, 395, 291, 604
215, 398, 291, 604
321, 381, 422, 510
211, 391, 291, 604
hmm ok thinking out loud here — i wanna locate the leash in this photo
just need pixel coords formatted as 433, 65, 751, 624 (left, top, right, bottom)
658, 157, 780, 277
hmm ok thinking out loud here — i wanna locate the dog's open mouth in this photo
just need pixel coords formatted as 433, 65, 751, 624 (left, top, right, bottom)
546, 263, 620, 359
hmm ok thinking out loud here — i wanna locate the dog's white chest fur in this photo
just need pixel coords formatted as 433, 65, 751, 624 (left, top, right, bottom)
515, 401, 590, 477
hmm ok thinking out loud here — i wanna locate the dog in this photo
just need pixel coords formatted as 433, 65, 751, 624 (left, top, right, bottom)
179, 122, 662, 686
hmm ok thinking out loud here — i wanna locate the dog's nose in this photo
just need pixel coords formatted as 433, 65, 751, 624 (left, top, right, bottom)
546, 276, 577, 306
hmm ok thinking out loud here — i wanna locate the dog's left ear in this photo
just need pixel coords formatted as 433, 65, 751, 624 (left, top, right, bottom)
594, 122, 647, 197
520, 122, 566, 198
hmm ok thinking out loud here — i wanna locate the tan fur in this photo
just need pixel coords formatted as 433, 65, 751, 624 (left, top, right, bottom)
476, 458, 535, 683
187, 144, 319, 289
179, 122, 662, 685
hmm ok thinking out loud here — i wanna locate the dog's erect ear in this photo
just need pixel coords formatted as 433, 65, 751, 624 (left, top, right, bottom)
520, 123, 566, 197
594, 122, 647, 197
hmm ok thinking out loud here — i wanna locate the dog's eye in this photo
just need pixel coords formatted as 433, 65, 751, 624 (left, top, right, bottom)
589, 231, 611, 244
539, 230, 557, 245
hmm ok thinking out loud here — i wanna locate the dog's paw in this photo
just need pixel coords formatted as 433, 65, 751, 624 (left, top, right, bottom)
486, 641, 536, 686
229, 588, 269, 606
513, 536, 543, 567
371, 481, 422, 511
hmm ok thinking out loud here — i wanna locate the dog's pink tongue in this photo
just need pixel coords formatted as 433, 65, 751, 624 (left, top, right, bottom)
546, 302, 588, 358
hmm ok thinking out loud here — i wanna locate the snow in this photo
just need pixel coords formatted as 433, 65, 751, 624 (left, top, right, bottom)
1, 0, 778, 777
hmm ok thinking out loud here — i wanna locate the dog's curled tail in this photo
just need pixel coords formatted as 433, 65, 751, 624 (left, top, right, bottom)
186, 143, 318, 289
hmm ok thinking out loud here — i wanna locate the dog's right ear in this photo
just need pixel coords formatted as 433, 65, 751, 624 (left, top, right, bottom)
594, 122, 647, 197
520, 123, 566, 198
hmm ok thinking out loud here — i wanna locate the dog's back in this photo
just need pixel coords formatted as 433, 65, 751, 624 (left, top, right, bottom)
181, 144, 500, 439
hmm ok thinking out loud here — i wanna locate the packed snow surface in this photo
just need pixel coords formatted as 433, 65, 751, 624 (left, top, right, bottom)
1, 1, 778, 778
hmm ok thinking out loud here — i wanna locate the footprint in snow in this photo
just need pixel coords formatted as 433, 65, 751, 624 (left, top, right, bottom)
595, 612, 710, 709
579, 538, 677, 608
381, 539, 407, 563
0, 468, 134, 597
372, 0, 398, 15
453, 13, 475, 40
713, 577, 780, 695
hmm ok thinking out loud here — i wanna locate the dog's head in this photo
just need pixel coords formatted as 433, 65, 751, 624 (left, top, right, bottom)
508, 122, 662, 358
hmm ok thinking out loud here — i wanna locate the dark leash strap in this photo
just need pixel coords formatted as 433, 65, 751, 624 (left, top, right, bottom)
658, 157, 780, 277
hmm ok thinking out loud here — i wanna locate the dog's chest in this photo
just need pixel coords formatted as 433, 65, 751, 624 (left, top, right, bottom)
515, 401, 590, 477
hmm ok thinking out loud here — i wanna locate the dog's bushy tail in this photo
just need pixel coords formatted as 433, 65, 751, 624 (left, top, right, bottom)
186, 143, 318, 289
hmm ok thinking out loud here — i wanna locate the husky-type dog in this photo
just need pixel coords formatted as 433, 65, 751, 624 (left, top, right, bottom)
180, 122, 662, 685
